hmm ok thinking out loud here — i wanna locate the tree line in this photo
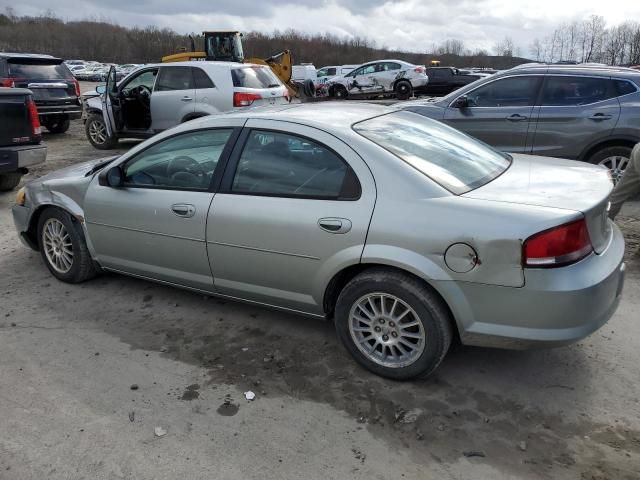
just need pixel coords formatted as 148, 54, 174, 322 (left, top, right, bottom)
0, 10, 530, 69
530, 15, 640, 65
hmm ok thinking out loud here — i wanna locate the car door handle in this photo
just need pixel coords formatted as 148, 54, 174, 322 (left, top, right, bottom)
171, 203, 196, 218
181, 96, 193, 102
318, 218, 352, 234
588, 113, 612, 121
506, 114, 528, 122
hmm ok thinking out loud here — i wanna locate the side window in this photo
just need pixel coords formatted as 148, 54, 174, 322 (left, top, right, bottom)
327, 67, 337, 76
360, 65, 376, 75
384, 62, 401, 71
467, 76, 540, 107
614, 79, 638, 96
123, 129, 234, 190
193, 67, 215, 89
540, 76, 614, 106
231, 130, 360, 199
155, 67, 194, 92
121, 70, 157, 92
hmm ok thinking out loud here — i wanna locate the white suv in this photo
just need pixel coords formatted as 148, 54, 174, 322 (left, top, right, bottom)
327, 60, 428, 100
83, 62, 289, 149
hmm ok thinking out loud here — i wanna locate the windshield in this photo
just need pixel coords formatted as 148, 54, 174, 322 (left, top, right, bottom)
231, 66, 282, 89
353, 111, 511, 194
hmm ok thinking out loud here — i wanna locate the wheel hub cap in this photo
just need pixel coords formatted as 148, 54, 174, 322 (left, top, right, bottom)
349, 293, 426, 368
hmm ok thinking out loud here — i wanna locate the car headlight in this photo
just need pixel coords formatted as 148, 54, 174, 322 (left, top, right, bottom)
15, 187, 26, 206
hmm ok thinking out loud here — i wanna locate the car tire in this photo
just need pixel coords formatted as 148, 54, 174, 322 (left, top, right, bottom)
85, 114, 118, 150
587, 145, 633, 185
37, 207, 98, 283
44, 118, 71, 134
334, 268, 453, 380
303, 79, 316, 98
395, 80, 413, 101
332, 85, 348, 99
0, 172, 23, 191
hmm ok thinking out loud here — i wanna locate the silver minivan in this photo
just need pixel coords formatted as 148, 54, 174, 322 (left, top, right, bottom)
404, 64, 640, 182
83, 62, 289, 149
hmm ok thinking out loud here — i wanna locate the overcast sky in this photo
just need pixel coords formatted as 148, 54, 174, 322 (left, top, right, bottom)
6, 0, 640, 55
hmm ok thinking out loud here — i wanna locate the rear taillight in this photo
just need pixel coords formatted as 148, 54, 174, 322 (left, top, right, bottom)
233, 92, 262, 107
26, 98, 42, 138
414, 66, 425, 74
73, 79, 81, 97
523, 218, 592, 268
0, 78, 14, 87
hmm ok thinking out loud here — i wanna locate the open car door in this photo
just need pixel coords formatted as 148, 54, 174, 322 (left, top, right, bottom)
101, 66, 117, 137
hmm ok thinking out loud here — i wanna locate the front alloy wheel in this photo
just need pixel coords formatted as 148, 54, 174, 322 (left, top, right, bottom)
42, 218, 74, 274
349, 293, 426, 368
85, 114, 117, 150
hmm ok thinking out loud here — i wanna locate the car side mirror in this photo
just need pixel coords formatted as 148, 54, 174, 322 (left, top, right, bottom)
105, 166, 124, 187
96, 85, 106, 94
453, 95, 469, 108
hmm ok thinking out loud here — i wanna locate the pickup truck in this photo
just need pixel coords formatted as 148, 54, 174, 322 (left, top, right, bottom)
418, 67, 488, 96
0, 87, 46, 191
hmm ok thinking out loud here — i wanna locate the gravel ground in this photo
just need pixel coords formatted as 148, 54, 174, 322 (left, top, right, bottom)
1, 114, 639, 480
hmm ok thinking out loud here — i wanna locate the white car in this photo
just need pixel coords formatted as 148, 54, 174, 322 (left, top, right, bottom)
316, 64, 359, 85
83, 61, 290, 149
327, 60, 428, 100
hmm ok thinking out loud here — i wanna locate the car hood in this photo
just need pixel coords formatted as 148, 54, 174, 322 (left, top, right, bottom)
34, 156, 118, 184
464, 153, 613, 253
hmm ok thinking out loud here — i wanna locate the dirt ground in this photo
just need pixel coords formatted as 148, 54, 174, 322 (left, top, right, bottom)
1, 114, 639, 480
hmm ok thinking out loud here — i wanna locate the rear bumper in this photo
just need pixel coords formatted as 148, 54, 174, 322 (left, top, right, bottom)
445, 223, 626, 349
36, 103, 82, 120
0, 144, 47, 174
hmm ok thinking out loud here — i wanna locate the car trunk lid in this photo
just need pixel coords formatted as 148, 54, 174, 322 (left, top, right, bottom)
464, 154, 613, 254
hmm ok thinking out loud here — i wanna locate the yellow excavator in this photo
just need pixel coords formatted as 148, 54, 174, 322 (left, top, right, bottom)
162, 31, 315, 98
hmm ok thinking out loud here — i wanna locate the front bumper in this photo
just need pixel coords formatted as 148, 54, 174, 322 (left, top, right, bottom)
446, 223, 626, 349
12, 204, 37, 249
0, 144, 47, 174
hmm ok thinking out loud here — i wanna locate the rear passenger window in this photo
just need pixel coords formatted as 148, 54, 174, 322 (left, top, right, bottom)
467, 76, 540, 107
540, 76, 614, 106
231, 66, 281, 88
193, 68, 214, 89
231, 130, 360, 199
155, 67, 194, 91
614, 79, 637, 96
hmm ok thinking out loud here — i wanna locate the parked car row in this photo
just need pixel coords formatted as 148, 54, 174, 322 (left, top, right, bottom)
65, 60, 142, 82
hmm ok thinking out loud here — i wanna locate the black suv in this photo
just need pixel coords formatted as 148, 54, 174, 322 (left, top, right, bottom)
0, 53, 81, 134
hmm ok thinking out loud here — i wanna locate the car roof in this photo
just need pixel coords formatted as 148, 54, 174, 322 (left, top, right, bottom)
200, 102, 398, 131
506, 63, 640, 79
132, 61, 263, 69
0, 52, 60, 61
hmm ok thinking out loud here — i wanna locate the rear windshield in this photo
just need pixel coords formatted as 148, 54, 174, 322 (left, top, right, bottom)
231, 66, 282, 89
8, 61, 72, 80
353, 111, 511, 194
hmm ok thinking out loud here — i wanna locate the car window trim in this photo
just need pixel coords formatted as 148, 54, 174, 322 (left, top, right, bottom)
101, 126, 242, 193
448, 74, 545, 109
537, 74, 619, 107
219, 126, 362, 201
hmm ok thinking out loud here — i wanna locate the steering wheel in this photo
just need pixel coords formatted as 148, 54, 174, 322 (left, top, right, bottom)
132, 85, 152, 108
167, 155, 205, 181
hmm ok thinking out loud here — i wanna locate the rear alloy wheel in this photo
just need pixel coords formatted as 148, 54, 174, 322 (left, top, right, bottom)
335, 269, 453, 380
588, 146, 632, 184
44, 119, 70, 134
85, 114, 117, 150
395, 80, 413, 101
37, 207, 98, 283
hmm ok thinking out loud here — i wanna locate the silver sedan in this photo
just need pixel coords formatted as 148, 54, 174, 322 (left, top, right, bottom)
12, 103, 626, 379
